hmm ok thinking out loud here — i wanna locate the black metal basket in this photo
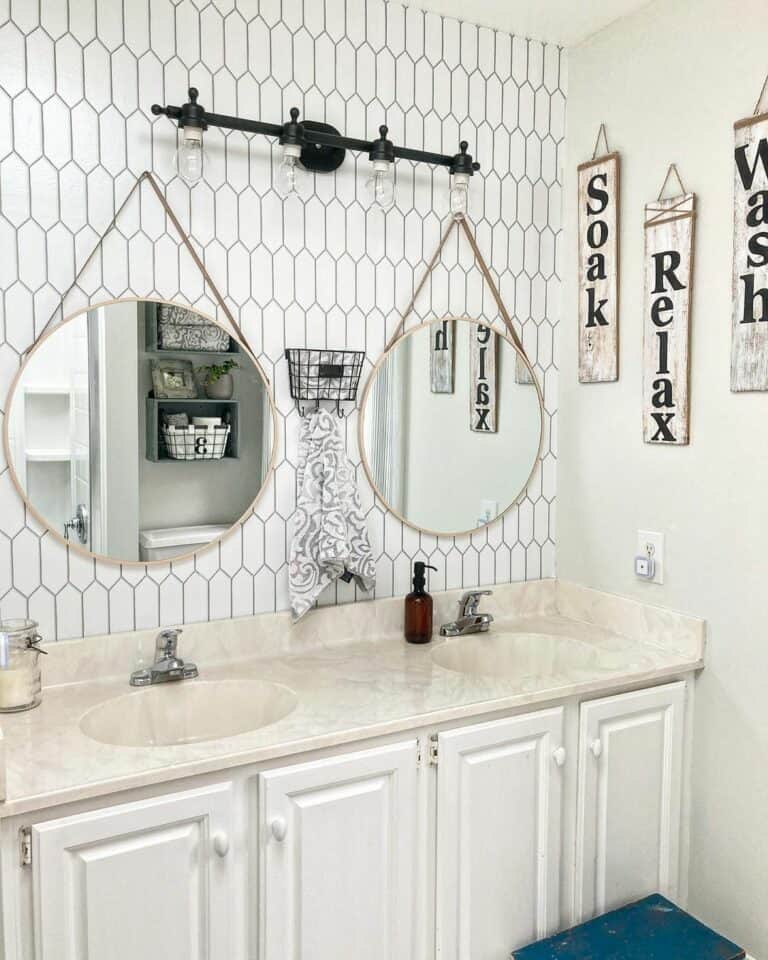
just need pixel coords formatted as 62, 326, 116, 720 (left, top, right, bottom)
284, 348, 365, 415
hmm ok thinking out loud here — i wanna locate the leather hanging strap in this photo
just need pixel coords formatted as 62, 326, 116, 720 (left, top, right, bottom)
384, 216, 458, 352
34, 171, 253, 360
142, 173, 247, 345
458, 216, 525, 355
385, 214, 527, 358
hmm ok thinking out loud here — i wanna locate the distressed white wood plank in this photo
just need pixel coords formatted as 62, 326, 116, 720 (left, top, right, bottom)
731, 112, 768, 391
642, 192, 696, 445
470, 324, 497, 432
578, 152, 620, 383
430, 317, 455, 393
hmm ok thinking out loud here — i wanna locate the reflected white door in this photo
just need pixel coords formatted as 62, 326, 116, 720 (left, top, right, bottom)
68, 312, 91, 548
260, 741, 418, 960
574, 682, 686, 921
32, 783, 234, 960
435, 708, 564, 960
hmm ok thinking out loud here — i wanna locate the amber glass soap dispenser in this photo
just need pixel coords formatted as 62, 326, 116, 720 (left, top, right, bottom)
404, 561, 437, 644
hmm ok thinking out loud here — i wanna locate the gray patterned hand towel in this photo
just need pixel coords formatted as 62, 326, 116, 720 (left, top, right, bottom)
289, 409, 376, 621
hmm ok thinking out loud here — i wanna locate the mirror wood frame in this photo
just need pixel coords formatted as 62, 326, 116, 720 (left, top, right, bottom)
358, 317, 545, 538
2, 297, 279, 567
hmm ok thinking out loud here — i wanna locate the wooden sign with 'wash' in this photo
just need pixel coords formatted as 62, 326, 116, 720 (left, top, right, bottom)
470, 324, 497, 432
643, 178, 696, 445
577, 148, 620, 383
430, 318, 455, 393
732, 106, 768, 390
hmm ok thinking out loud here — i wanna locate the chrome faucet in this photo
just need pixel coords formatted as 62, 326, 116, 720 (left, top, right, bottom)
130, 628, 199, 686
440, 590, 494, 637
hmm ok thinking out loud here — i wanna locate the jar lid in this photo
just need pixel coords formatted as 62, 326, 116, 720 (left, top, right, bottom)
0, 620, 44, 669
0, 618, 40, 639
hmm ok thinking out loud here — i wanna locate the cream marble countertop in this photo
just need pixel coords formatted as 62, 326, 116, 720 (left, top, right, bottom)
0, 580, 705, 818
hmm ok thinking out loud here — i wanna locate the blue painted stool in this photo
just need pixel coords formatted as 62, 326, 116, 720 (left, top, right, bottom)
512, 894, 744, 960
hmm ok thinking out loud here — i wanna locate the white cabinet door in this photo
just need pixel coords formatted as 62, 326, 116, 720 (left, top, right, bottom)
575, 681, 686, 921
260, 740, 418, 960
435, 708, 564, 960
32, 782, 234, 960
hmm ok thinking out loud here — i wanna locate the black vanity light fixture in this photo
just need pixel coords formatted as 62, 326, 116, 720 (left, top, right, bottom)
151, 88, 481, 213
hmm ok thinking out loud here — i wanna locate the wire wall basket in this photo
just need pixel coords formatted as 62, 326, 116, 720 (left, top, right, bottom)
161, 424, 231, 460
285, 348, 365, 415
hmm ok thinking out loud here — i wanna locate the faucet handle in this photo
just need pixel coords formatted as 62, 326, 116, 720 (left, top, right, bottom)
459, 589, 493, 616
156, 627, 182, 659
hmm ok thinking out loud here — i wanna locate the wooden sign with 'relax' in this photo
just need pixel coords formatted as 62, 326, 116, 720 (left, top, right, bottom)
470, 324, 497, 432
643, 176, 696, 445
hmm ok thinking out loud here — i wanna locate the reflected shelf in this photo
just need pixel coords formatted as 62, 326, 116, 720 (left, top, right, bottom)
25, 449, 72, 462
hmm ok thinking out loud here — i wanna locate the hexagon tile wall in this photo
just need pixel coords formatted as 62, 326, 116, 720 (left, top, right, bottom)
0, 0, 565, 641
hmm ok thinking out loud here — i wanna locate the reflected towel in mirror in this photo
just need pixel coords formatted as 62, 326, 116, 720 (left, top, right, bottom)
289, 409, 375, 621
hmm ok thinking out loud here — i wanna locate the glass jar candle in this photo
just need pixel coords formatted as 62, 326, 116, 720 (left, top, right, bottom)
0, 619, 45, 713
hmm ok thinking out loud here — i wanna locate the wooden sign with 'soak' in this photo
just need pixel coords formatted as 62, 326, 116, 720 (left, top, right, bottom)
578, 151, 620, 382
430, 318, 455, 393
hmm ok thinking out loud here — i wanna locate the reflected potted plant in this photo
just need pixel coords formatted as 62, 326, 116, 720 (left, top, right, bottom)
196, 359, 239, 400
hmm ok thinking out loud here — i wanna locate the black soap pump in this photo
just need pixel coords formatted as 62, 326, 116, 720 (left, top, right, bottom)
404, 561, 438, 645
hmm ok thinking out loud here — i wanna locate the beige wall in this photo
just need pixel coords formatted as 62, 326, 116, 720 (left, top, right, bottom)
560, 0, 768, 953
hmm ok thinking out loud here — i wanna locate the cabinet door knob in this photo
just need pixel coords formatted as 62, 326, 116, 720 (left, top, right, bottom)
212, 832, 229, 857
270, 816, 287, 842
553, 746, 566, 767
590, 739, 603, 758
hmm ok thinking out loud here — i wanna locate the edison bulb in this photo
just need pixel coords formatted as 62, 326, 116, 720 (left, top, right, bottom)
277, 143, 306, 199
365, 160, 395, 210
449, 172, 470, 218
174, 127, 204, 185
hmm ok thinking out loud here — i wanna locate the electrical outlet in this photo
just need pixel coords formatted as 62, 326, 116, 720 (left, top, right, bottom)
636, 530, 664, 584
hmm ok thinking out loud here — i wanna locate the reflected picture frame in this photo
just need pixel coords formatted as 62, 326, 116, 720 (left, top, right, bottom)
151, 358, 198, 399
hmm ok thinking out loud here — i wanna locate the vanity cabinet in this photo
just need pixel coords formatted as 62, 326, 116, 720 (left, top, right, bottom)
2, 679, 692, 960
30, 782, 234, 960
574, 682, 686, 921
258, 740, 419, 960
435, 708, 565, 960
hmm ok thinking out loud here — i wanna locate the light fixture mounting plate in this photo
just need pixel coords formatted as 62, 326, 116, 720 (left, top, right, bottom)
300, 121, 345, 172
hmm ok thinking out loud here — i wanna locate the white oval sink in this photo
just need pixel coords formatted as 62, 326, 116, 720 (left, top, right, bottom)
80, 679, 297, 747
432, 632, 602, 681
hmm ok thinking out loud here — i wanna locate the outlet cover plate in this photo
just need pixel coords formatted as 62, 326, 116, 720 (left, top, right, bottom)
637, 530, 664, 584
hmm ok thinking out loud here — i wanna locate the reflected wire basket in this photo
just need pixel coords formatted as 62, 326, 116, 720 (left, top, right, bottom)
161, 424, 231, 460
284, 348, 365, 415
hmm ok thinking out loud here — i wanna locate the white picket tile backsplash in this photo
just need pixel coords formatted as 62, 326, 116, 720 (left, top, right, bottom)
0, 0, 565, 640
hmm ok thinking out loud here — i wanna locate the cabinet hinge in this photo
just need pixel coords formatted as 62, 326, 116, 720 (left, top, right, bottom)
19, 827, 32, 867
429, 735, 439, 766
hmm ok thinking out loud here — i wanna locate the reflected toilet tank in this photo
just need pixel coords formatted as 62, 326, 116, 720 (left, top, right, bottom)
139, 524, 231, 561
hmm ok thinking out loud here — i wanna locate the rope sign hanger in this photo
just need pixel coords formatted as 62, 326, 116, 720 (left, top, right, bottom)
656, 162, 688, 201
753, 72, 768, 116
592, 123, 611, 160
